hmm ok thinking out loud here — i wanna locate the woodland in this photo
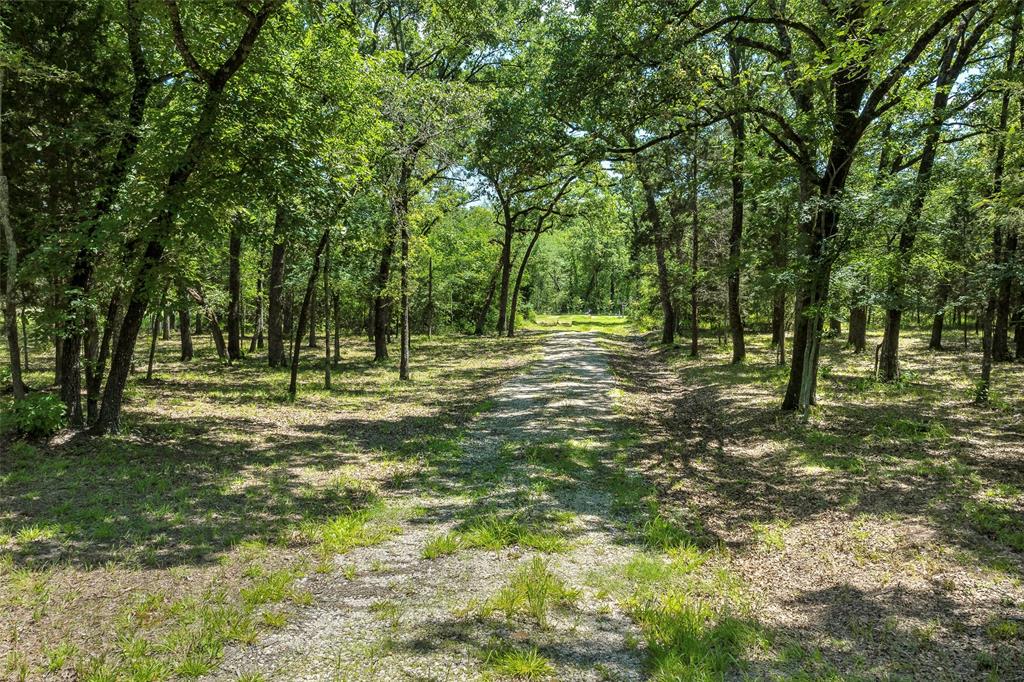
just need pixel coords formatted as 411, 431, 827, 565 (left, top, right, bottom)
1, 0, 1023, 680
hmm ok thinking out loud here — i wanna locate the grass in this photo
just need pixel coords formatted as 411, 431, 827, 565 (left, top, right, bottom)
482, 557, 579, 628
0, 332, 541, 678
525, 313, 634, 335
422, 532, 461, 559
606, 326, 1024, 679
424, 513, 569, 558
484, 646, 555, 679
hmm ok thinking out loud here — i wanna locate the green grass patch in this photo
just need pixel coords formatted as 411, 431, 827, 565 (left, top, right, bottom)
449, 513, 568, 554
964, 499, 1024, 552
527, 314, 633, 335
422, 532, 462, 559
482, 557, 580, 628
300, 502, 402, 557
484, 646, 555, 679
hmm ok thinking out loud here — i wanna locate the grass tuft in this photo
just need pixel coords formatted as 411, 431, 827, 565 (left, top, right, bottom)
482, 557, 579, 628
484, 646, 555, 679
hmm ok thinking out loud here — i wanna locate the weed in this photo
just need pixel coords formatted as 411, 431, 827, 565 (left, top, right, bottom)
751, 520, 789, 551
422, 532, 461, 559
484, 646, 555, 679
483, 558, 579, 627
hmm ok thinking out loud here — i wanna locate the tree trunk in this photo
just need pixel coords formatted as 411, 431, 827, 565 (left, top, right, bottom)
990, 4, 1021, 361
849, 306, 867, 353
373, 223, 396, 361
475, 262, 500, 335
1, 166, 25, 400
55, 0, 152, 425
425, 257, 434, 339
508, 227, 542, 338
689, 143, 700, 359
307, 288, 317, 348
995, 230, 1017, 360
268, 209, 287, 367
288, 229, 330, 399
727, 49, 746, 364
977, 298, 994, 402
929, 282, 950, 351
782, 169, 833, 412
162, 313, 170, 340
639, 168, 674, 344
83, 310, 99, 423
398, 162, 412, 381
323, 232, 331, 390
146, 289, 166, 381
496, 205, 514, 335
249, 260, 263, 354
227, 218, 242, 360
179, 301, 193, 361
333, 294, 340, 367
879, 30, 968, 380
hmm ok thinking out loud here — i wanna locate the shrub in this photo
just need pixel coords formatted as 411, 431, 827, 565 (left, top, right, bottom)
0, 394, 66, 437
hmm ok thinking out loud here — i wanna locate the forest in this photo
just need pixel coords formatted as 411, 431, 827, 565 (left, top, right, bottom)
1, 0, 1022, 680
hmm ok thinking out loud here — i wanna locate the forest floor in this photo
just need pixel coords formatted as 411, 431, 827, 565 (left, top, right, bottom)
2, 325, 1023, 680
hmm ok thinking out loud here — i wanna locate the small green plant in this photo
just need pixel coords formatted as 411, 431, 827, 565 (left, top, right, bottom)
628, 592, 755, 681
751, 520, 789, 551
484, 646, 554, 679
422, 532, 461, 559
241, 569, 301, 607
964, 499, 1024, 551
0, 393, 66, 437
640, 512, 697, 551
483, 557, 579, 627
44, 641, 78, 672
986, 617, 1022, 641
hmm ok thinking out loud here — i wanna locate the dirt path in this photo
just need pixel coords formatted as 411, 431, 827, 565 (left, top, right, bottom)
209, 332, 645, 681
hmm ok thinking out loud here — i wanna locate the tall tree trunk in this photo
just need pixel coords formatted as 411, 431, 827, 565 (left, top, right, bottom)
333, 294, 340, 367
1, 109, 25, 400
373, 224, 396, 361
508, 227, 542, 338
268, 208, 287, 367
323, 232, 331, 390
179, 300, 193, 361
849, 306, 867, 353
146, 289, 167, 381
425, 257, 434, 339
496, 203, 515, 335
87, 294, 119, 426
727, 48, 746, 363
769, 220, 787, 350
83, 310, 99, 423
1013, 288, 1023, 361
995, 230, 1017, 360
307, 288, 317, 348
227, 218, 242, 360
475, 262, 500, 336
288, 229, 330, 399
249, 261, 263, 354
879, 29, 970, 380
929, 282, 950, 351
978, 298, 995, 402
639, 167, 674, 344
162, 313, 170, 340
689, 142, 700, 359
991, 4, 1021, 361
782, 169, 830, 412
57, 0, 151, 425
398, 162, 412, 381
